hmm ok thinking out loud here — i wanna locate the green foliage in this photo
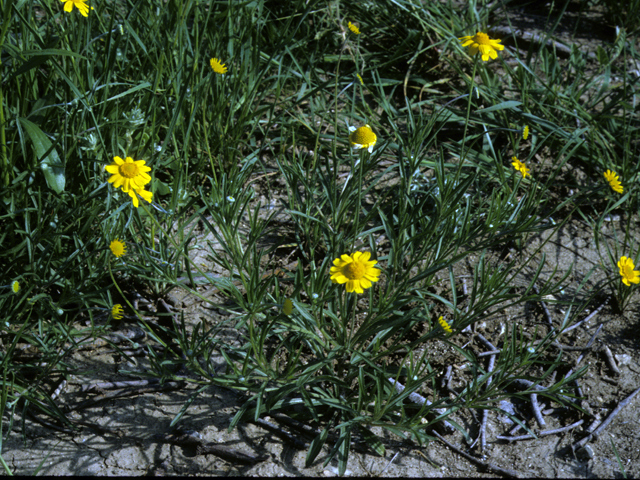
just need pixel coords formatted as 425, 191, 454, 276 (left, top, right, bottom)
1, 0, 639, 474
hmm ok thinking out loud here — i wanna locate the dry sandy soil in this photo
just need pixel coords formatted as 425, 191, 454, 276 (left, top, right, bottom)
2, 213, 639, 478
2, 3, 640, 478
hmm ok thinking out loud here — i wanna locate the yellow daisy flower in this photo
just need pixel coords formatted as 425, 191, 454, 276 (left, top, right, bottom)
511, 156, 530, 178
348, 21, 360, 35
604, 169, 623, 194
618, 256, 640, 287
60, 0, 93, 17
438, 316, 452, 334
111, 304, 124, 320
348, 124, 377, 153
105, 156, 152, 193
283, 299, 293, 316
330, 251, 381, 294
11, 280, 20, 293
110, 239, 126, 258
522, 125, 530, 140
210, 58, 227, 75
459, 32, 505, 62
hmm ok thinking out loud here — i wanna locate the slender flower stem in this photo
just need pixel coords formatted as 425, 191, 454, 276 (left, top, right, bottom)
459, 60, 478, 174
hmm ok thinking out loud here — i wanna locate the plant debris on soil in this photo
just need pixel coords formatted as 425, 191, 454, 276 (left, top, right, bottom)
3, 3, 640, 478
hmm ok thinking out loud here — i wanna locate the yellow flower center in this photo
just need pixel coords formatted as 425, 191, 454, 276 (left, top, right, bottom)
474, 32, 491, 45
351, 125, 376, 144
120, 162, 139, 178
623, 263, 634, 278
344, 261, 365, 280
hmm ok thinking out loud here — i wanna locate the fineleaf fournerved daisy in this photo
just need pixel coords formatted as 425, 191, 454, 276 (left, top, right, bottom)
459, 32, 504, 61
348, 124, 377, 153
112, 304, 124, 320
105, 156, 152, 193
110, 239, 126, 258
348, 21, 360, 35
330, 251, 381, 293
522, 125, 530, 140
438, 316, 452, 334
511, 156, 530, 178
618, 256, 640, 287
11, 280, 20, 293
283, 299, 293, 316
210, 58, 227, 75
60, 0, 92, 17
604, 169, 623, 194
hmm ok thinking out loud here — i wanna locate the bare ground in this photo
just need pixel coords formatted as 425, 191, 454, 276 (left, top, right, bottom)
2, 211, 639, 477
3, 4, 640, 478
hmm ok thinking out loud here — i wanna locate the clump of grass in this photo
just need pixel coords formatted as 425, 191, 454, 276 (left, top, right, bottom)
1, 0, 639, 475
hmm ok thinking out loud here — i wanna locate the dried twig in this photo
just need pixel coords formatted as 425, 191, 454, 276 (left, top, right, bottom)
490, 26, 574, 57
564, 324, 603, 399
197, 443, 269, 464
82, 379, 162, 393
25, 410, 75, 434
432, 431, 520, 478
479, 353, 497, 451
572, 386, 640, 451
600, 345, 620, 375
471, 333, 500, 451
389, 378, 454, 432
441, 365, 453, 390
50, 379, 67, 401
65, 381, 185, 412
508, 422, 523, 436
530, 393, 545, 428
475, 333, 497, 351
508, 379, 578, 407
154, 430, 268, 464
477, 349, 502, 357
497, 419, 584, 442
269, 412, 319, 439
253, 417, 308, 449
573, 324, 603, 367
562, 300, 608, 333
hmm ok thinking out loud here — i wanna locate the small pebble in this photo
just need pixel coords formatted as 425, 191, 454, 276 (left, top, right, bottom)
614, 354, 631, 365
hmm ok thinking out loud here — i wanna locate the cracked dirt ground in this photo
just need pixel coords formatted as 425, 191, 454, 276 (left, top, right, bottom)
2, 217, 639, 477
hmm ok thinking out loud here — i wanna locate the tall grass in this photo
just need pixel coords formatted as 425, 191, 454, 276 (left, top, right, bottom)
1, 0, 639, 474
